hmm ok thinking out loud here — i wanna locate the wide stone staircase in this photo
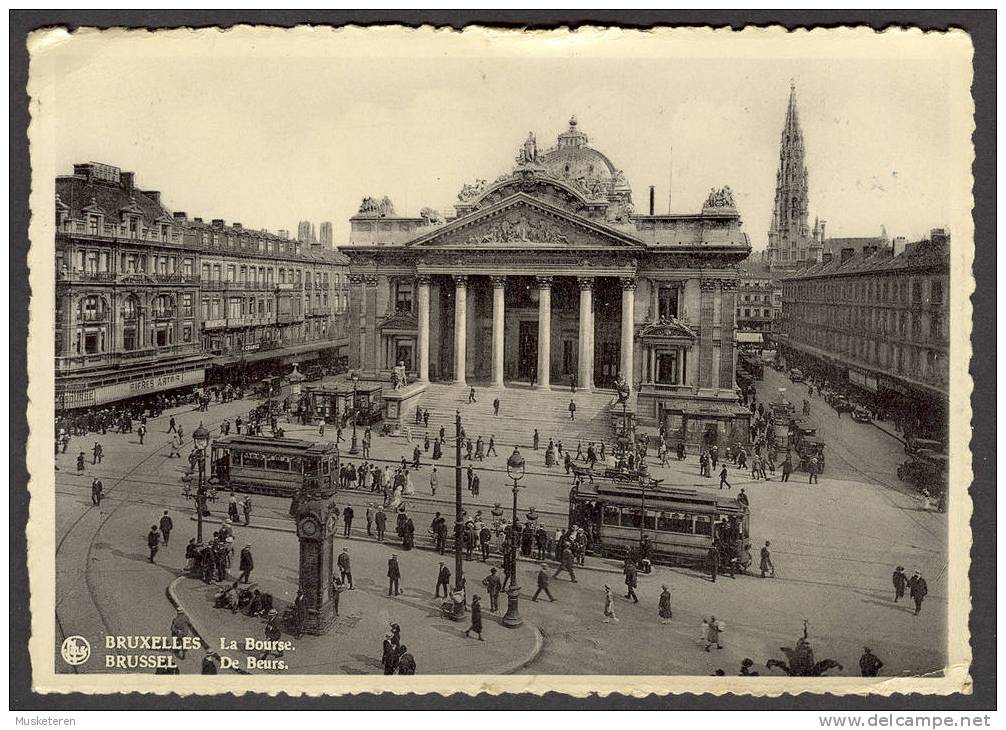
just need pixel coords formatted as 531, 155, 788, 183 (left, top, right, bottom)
403, 383, 620, 451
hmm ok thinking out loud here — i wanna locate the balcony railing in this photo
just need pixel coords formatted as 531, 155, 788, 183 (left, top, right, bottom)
57, 270, 200, 286
56, 343, 202, 372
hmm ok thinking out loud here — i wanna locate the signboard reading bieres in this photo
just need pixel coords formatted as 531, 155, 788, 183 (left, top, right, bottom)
91, 368, 205, 406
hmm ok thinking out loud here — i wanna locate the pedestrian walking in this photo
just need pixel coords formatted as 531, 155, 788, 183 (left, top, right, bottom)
892, 566, 907, 602
737, 488, 749, 510
242, 496, 252, 525
169, 607, 191, 660
624, 559, 639, 603
239, 544, 254, 583
436, 561, 451, 598
468, 386, 477, 404
568, 399, 576, 421
375, 507, 387, 542
705, 616, 724, 651
533, 429, 540, 450
553, 545, 577, 582
343, 505, 354, 537
760, 541, 775, 578
227, 493, 240, 523
908, 570, 928, 615
602, 585, 619, 623
532, 563, 556, 602
487, 436, 497, 457
201, 650, 220, 674
397, 646, 416, 675
366, 503, 375, 536
463, 594, 484, 640
330, 576, 346, 616
707, 543, 720, 582
387, 553, 402, 596
781, 456, 792, 482
147, 525, 161, 563
92, 441, 103, 464
337, 547, 353, 588
471, 471, 481, 497
493, 397, 500, 416
138, 424, 146, 445
808, 456, 820, 484
158, 510, 174, 546
658, 585, 672, 624
719, 466, 731, 490
859, 647, 884, 676
168, 416, 177, 434
90, 478, 103, 506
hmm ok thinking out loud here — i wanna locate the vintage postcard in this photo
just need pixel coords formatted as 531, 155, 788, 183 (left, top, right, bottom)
25, 24, 975, 696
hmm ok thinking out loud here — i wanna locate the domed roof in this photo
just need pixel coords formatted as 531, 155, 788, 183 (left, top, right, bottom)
539, 116, 620, 184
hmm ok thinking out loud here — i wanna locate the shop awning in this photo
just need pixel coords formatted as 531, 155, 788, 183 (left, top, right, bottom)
735, 332, 764, 344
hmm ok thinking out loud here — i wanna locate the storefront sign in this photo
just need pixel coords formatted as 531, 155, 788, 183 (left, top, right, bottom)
91, 368, 205, 405
877, 375, 910, 396
848, 368, 878, 392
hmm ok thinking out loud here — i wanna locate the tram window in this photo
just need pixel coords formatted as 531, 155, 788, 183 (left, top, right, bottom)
602, 505, 621, 526
266, 456, 290, 471
289, 457, 304, 473
621, 508, 643, 529
642, 510, 657, 531
242, 453, 266, 469
693, 515, 713, 536
658, 512, 692, 534
322, 461, 330, 475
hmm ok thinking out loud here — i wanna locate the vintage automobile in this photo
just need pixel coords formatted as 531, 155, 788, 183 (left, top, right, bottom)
897, 452, 948, 510
830, 395, 854, 414
904, 437, 944, 456
852, 406, 872, 423
796, 438, 826, 473
788, 368, 805, 383
788, 420, 818, 450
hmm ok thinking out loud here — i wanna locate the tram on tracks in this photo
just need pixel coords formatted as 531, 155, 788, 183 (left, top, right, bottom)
569, 477, 750, 567
208, 435, 339, 498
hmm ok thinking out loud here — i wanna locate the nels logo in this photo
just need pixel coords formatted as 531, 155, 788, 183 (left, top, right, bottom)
60, 636, 91, 666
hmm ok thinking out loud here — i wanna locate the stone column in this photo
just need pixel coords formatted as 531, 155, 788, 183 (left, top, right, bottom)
577, 277, 594, 391
698, 279, 717, 388
348, 274, 364, 371
490, 276, 506, 387
365, 275, 379, 374
417, 275, 431, 383
536, 276, 552, 389
620, 277, 636, 388
718, 279, 738, 390
453, 275, 468, 385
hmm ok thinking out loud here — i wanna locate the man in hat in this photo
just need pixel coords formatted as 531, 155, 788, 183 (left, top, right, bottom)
892, 566, 908, 602
337, 547, 354, 589
859, 647, 884, 677
532, 563, 556, 602
760, 541, 775, 578
365, 503, 375, 536
262, 609, 285, 659
908, 570, 928, 615
739, 658, 760, 676
482, 567, 503, 612
158, 510, 174, 546
201, 649, 220, 674
170, 607, 191, 660
343, 505, 354, 538
375, 505, 387, 542
147, 525, 161, 563
435, 561, 452, 598
238, 544, 254, 583
387, 553, 402, 596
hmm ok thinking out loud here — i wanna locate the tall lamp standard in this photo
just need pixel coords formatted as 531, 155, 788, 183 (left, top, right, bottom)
348, 372, 360, 455
502, 447, 526, 628
181, 422, 213, 542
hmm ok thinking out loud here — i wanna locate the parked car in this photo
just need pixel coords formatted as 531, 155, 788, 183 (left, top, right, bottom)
904, 437, 944, 456
789, 368, 804, 383
831, 395, 854, 414
852, 406, 872, 423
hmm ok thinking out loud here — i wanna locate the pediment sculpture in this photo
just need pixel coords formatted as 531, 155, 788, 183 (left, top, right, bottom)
457, 179, 487, 203
639, 316, 697, 340
465, 214, 569, 245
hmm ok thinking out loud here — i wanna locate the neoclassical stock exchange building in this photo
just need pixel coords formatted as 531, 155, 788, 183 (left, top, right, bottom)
340, 118, 752, 446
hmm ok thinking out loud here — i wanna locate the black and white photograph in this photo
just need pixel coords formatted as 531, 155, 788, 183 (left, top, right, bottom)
19, 21, 980, 700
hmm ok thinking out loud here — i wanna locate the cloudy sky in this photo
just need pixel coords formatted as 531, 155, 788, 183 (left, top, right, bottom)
34, 26, 971, 247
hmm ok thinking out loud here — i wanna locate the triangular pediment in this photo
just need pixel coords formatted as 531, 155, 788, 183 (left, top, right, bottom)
406, 193, 642, 250
639, 317, 697, 340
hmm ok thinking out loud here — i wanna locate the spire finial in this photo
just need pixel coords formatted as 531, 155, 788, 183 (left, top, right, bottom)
790, 77, 796, 91
569, 114, 577, 128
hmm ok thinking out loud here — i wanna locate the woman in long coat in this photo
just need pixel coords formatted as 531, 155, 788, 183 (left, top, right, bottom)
658, 585, 672, 624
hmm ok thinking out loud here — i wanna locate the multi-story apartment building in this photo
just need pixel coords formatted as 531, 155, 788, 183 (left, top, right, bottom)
778, 230, 950, 439
55, 162, 350, 411
736, 260, 782, 334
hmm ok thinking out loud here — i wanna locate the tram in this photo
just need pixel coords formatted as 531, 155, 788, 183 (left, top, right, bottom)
208, 435, 339, 498
569, 479, 750, 567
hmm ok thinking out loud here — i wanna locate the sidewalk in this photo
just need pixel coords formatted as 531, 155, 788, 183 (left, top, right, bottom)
168, 529, 544, 675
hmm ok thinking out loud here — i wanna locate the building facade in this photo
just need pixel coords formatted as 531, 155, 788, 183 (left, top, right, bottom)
340, 118, 752, 441
55, 162, 351, 411
736, 260, 782, 334
778, 230, 950, 439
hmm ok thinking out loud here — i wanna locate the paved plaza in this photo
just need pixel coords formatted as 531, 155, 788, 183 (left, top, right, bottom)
54, 365, 947, 678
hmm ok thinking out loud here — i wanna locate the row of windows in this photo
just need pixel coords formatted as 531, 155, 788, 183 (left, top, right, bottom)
601, 505, 715, 536
67, 247, 196, 277
785, 276, 945, 307
200, 262, 340, 288
784, 303, 945, 344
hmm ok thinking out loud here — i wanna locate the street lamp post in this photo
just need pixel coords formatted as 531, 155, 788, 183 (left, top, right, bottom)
348, 373, 360, 455
444, 409, 466, 620
503, 447, 526, 628
182, 422, 213, 542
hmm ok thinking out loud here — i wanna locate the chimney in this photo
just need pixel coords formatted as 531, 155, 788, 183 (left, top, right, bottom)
840, 248, 855, 265
212, 219, 225, 228
120, 172, 135, 191
173, 211, 187, 220
648, 185, 655, 215
893, 236, 907, 256
233, 222, 242, 230
930, 228, 949, 246
194, 217, 203, 224
144, 190, 161, 205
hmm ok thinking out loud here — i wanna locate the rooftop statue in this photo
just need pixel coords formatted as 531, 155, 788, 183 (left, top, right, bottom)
358, 196, 397, 217
457, 179, 487, 203
516, 131, 539, 166
704, 186, 736, 209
